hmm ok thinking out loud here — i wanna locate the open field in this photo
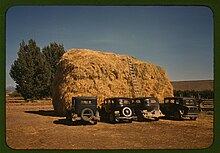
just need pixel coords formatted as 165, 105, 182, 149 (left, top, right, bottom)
6, 100, 213, 150
171, 80, 213, 91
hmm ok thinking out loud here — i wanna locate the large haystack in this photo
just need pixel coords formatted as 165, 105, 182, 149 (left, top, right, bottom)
52, 49, 173, 115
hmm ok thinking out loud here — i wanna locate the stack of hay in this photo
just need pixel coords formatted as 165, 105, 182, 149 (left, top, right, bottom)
52, 49, 173, 115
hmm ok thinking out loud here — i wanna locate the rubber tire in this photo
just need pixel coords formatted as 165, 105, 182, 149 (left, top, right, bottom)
154, 117, 159, 121
190, 117, 197, 120
137, 111, 144, 122
109, 113, 115, 124
66, 110, 72, 121
122, 107, 132, 117
81, 108, 94, 122
174, 111, 181, 120
128, 119, 133, 123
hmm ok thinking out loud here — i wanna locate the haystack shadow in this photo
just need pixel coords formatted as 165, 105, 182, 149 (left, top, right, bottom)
25, 110, 63, 117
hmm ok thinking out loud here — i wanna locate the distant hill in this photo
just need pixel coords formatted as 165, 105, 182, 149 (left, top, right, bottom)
171, 80, 213, 91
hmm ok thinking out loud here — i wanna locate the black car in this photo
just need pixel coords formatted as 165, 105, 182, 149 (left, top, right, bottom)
99, 97, 133, 123
132, 97, 163, 121
160, 97, 200, 120
66, 96, 100, 124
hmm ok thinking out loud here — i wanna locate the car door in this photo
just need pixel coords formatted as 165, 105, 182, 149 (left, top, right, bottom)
164, 98, 175, 114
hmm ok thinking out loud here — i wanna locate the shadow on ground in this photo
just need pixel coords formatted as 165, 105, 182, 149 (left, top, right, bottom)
25, 110, 63, 117
53, 119, 97, 126
159, 116, 194, 121
99, 117, 159, 124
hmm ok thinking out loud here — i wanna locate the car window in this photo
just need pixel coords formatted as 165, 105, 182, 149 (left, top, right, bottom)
149, 99, 157, 104
165, 99, 175, 104
143, 99, 150, 104
105, 99, 110, 104
118, 99, 131, 105
185, 99, 195, 105
124, 99, 131, 105
81, 100, 92, 105
118, 99, 123, 105
135, 99, 141, 103
170, 99, 175, 103
164, 99, 169, 103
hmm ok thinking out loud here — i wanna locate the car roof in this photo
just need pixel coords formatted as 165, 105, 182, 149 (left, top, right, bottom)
73, 96, 97, 100
164, 97, 195, 100
132, 97, 157, 99
104, 97, 131, 100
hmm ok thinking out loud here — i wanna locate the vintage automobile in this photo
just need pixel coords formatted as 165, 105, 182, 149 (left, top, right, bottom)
66, 96, 100, 124
199, 99, 214, 111
131, 97, 163, 121
160, 97, 200, 120
99, 97, 133, 123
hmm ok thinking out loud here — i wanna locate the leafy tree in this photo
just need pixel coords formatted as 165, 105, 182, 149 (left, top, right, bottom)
174, 90, 214, 99
42, 42, 65, 95
10, 39, 51, 100
199, 90, 214, 99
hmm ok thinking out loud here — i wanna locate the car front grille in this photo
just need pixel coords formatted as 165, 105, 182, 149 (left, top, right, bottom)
188, 107, 199, 113
189, 107, 197, 110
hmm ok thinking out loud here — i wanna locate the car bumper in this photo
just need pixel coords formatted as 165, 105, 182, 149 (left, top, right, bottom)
183, 114, 199, 118
115, 116, 133, 120
72, 116, 100, 121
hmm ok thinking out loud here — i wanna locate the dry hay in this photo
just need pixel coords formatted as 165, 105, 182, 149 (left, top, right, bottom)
52, 49, 173, 115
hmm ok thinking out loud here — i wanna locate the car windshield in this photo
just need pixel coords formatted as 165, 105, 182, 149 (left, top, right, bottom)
184, 99, 196, 105
80, 100, 93, 105
165, 99, 175, 103
143, 98, 157, 104
143, 99, 149, 104
118, 99, 131, 105
149, 99, 157, 104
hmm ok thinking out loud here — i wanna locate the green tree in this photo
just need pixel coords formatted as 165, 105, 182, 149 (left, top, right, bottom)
174, 90, 214, 99
42, 42, 65, 95
10, 39, 51, 100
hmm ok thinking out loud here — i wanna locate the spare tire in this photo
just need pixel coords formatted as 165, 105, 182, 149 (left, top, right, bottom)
81, 108, 94, 122
122, 107, 132, 117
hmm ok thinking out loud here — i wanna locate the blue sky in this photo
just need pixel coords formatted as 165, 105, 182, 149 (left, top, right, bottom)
6, 6, 213, 86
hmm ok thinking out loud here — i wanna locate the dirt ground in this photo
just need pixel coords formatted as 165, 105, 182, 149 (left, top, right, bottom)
6, 101, 213, 150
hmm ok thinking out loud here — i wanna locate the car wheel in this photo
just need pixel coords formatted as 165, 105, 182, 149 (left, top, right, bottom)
100, 110, 108, 122
109, 113, 115, 124
137, 112, 144, 122
81, 108, 94, 122
66, 110, 72, 121
164, 114, 169, 119
190, 117, 197, 120
174, 111, 181, 120
122, 107, 132, 117
128, 119, 133, 123
93, 120, 98, 125
154, 117, 159, 121
66, 115, 72, 121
